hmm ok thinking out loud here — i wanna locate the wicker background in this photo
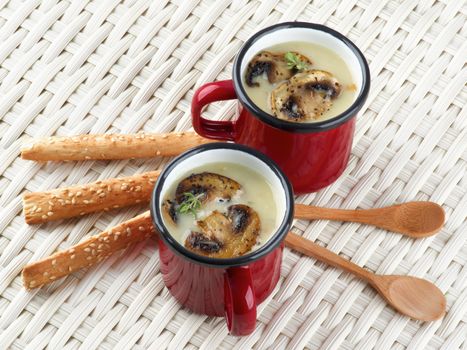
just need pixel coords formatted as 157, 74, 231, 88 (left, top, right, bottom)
0, 0, 466, 349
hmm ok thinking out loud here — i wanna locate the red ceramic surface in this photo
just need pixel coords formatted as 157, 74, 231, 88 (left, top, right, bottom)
191, 22, 370, 194
151, 143, 294, 336
158, 238, 283, 335
192, 79, 356, 193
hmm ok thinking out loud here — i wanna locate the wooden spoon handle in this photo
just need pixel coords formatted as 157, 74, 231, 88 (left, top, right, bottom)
295, 203, 397, 229
284, 232, 374, 282
21, 131, 212, 161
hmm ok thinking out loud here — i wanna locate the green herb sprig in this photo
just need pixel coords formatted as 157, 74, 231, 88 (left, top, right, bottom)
177, 192, 204, 218
284, 52, 310, 71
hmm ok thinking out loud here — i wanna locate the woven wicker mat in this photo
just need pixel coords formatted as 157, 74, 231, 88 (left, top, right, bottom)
0, 0, 466, 349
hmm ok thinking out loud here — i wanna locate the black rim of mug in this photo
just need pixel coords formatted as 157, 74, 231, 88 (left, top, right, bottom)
232, 21, 371, 133
150, 142, 294, 267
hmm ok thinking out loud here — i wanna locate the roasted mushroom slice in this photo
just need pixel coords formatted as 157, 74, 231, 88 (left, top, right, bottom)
176, 172, 241, 203
184, 204, 261, 258
186, 231, 222, 253
271, 70, 342, 122
163, 172, 241, 223
245, 51, 312, 87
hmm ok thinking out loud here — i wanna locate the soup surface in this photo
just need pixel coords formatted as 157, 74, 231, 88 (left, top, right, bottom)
162, 162, 278, 258
243, 41, 356, 122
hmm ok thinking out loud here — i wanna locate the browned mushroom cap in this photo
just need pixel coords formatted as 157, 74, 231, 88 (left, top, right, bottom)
184, 204, 261, 258
176, 172, 241, 203
270, 70, 342, 122
245, 51, 312, 87
163, 172, 241, 224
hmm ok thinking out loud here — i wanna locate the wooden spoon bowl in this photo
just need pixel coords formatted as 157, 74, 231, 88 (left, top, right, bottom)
372, 275, 446, 321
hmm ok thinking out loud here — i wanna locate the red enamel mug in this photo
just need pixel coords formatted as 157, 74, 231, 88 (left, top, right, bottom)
192, 22, 370, 194
150, 143, 294, 336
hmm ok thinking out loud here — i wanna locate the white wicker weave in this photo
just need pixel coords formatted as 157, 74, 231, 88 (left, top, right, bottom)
0, 0, 466, 349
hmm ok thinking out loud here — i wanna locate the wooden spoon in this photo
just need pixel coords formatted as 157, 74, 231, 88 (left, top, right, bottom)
294, 202, 445, 238
285, 232, 446, 321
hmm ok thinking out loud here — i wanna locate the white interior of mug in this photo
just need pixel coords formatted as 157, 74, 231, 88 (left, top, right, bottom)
156, 148, 287, 238
239, 26, 364, 100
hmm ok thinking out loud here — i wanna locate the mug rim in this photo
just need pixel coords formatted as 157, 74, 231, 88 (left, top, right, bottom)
150, 142, 294, 268
232, 21, 371, 133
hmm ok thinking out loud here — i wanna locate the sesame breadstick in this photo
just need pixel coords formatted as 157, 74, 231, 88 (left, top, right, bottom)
23, 171, 160, 224
22, 211, 155, 289
21, 132, 212, 161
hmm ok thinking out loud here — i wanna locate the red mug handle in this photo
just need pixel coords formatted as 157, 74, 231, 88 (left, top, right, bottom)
192, 80, 236, 141
224, 266, 257, 336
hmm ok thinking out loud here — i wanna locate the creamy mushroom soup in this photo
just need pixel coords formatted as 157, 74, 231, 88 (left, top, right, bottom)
162, 162, 278, 258
243, 41, 356, 123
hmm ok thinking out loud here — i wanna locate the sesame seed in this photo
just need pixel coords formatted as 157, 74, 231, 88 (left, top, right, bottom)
71, 198, 76, 204
91, 250, 96, 255
138, 226, 145, 231
162, 134, 168, 139
121, 184, 128, 190
113, 235, 118, 241
84, 248, 91, 252
98, 244, 104, 249
156, 150, 161, 156
65, 200, 71, 204
47, 211, 53, 216
68, 266, 72, 272
135, 199, 141, 203
104, 207, 109, 211
42, 215, 48, 220
86, 256, 92, 260
29, 280, 36, 287
52, 259, 57, 265
48, 201, 54, 206
90, 243, 96, 247
50, 276, 56, 280
80, 212, 86, 215
113, 205, 119, 209
97, 189, 103, 194
68, 193, 73, 197
32, 205, 38, 211
70, 254, 76, 259
76, 191, 82, 197
83, 200, 89, 204
103, 237, 109, 241
70, 248, 75, 253
99, 193, 106, 198
115, 231, 121, 236
43, 271, 49, 277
